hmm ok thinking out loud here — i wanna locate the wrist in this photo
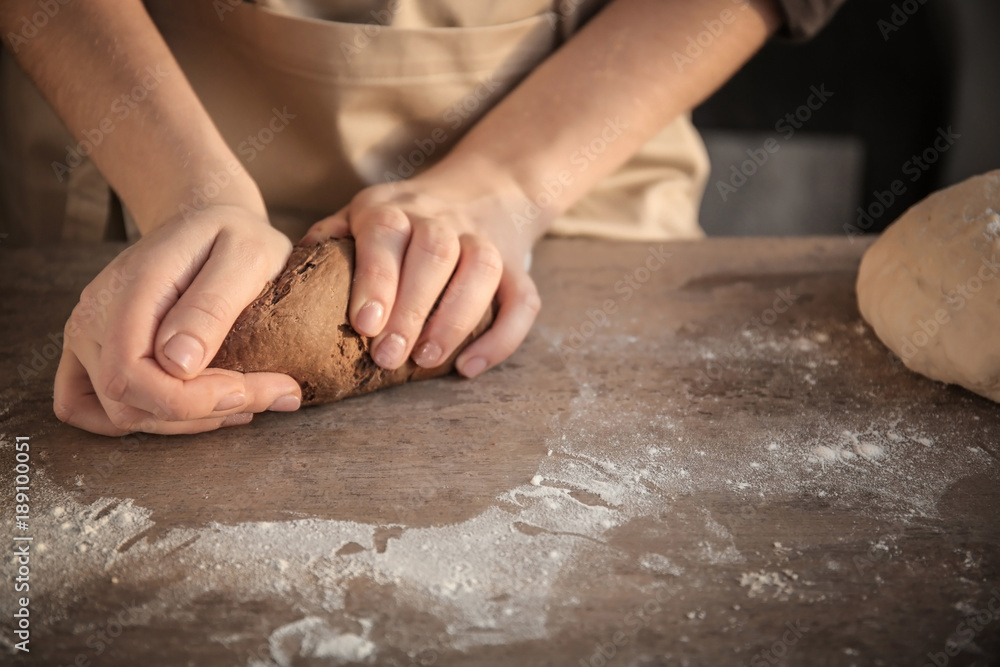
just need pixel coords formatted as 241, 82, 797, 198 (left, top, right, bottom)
139, 159, 267, 235
415, 152, 552, 250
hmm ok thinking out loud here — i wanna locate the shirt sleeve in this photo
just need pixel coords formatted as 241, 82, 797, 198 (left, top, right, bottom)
772, 0, 848, 41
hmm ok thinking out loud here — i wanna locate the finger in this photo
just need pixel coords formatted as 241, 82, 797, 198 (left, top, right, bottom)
73, 323, 240, 422
93, 352, 300, 427
371, 222, 460, 369
55, 345, 254, 436
154, 232, 291, 379
74, 307, 301, 426
300, 209, 350, 245
68, 394, 254, 437
205, 369, 303, 414
53, 343, 117, 434
348, 206, 412, 337
412, 234, 502, 368
455, 269, 541, 378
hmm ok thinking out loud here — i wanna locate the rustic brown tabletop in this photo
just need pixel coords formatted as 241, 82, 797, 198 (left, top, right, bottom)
2, 237, 998, 667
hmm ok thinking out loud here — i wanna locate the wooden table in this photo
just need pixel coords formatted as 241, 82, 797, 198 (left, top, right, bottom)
2, 238, 998, 667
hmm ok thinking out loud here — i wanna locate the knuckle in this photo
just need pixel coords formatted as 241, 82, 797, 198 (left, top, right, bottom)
227, 237, 267, 271
437, 319, 472, 341
106, 406, 137, 432
52, 399, 74, 424
467, 243, 504, 277
65, 309, 88, 338
235, 234, 292, 283
129, 415, 160, 434
394, 301, 430, 332
69, 294, 99, 330
181, 292, 232, 328
432, 314, 470, 342
366, 209, 411, 241
519, 282, 543, 316
415, 225, 459, 264
349, 187, 384, 209
151, 395, 191, 422
100, 368, 130, 403
78, 280, 100, 302
354, 261, 398, 286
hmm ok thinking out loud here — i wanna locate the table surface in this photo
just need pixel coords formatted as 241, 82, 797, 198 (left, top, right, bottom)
1, 238, 998, 667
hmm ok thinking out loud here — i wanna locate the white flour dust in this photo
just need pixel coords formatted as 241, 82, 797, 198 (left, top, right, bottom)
1, 320, 994, 663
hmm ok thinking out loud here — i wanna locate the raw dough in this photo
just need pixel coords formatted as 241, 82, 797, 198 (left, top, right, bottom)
856, 170, 1000, 402
211, 239, 494, 406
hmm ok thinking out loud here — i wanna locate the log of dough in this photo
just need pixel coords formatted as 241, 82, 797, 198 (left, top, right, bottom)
211, 239, 494, 406
856, 169, 1000, 403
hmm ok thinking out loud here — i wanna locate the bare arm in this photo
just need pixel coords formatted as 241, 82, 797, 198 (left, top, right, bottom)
0, 0, 263, 228
426, 0, 782, 235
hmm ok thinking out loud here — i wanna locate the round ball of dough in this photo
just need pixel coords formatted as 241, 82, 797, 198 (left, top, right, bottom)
857, 170, 1000, 402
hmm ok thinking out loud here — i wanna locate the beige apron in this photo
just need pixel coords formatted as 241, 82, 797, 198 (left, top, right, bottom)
0, 0, 709, 245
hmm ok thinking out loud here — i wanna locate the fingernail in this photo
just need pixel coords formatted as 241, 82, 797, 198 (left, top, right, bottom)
214, 393, 246, 412
461, 357, 488, 378
373, 333, 406, 369
355, 301, 384, 336
222, 412, 253, 427
164, 334, 204, 374
414, 341, 443, 368
268, 395, 301, 412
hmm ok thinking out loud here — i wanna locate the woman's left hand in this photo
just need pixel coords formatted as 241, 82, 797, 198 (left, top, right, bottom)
301, 163, 542, 378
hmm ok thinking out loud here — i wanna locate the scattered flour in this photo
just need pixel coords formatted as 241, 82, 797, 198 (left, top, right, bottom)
640, 553, 684, 577
1, 321, 994, 663
268, 617, 374, 666
739, 570, 799, 600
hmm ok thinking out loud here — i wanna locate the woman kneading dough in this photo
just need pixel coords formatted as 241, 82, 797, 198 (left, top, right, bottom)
0, 0, 843, 435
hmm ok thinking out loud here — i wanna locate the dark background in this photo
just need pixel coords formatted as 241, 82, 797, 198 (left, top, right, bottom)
694, 0, 1000, 236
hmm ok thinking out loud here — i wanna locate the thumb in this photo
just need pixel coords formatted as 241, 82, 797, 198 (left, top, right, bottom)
155, 237, 289, 379
299, 209, 349, 246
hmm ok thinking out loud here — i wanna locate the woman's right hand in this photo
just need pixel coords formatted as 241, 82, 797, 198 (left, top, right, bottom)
54, 204, 303, 436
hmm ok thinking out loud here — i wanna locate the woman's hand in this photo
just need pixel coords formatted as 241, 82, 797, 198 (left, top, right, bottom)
54, 204, 303, 436
302, 163, 542, 379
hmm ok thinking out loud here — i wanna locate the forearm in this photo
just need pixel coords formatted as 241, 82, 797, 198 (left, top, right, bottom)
422, 0, 780, 237
0, 0, 262, 231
